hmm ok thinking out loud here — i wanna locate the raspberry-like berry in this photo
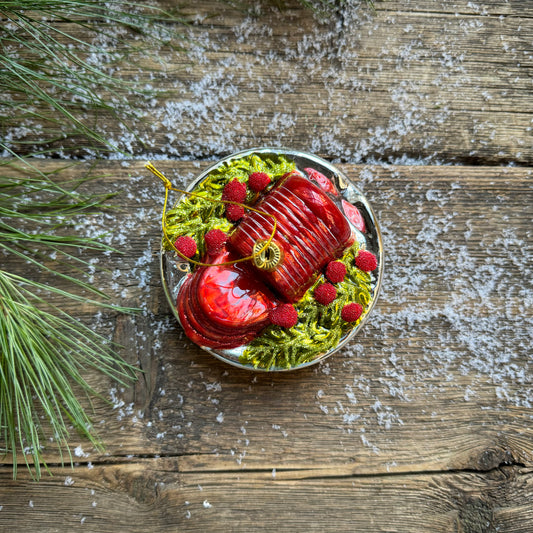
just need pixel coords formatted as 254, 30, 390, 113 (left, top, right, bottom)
355, 250, 378, 272
248, 172, 271, 192
175, 235, 197, 258
325, 261, 347, 283
269, 304, 298, 328
341, 303, 363, 323
225, 204, 245, 221
222, 179, 247, 203
314, 282, 337, 305
204, 229, 227, 255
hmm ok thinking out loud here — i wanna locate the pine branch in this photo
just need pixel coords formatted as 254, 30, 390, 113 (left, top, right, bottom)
0, 0, 190, 156
0, 160, 140, 479
0, 268, 137, 479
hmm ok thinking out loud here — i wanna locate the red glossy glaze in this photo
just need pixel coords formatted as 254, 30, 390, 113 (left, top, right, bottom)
290, 177, 351, 240
198, 260, 275, 329
178, 278, 254, 349
304, 167, 339, 196
177, 249, 279, 349
229, 172, 354, 301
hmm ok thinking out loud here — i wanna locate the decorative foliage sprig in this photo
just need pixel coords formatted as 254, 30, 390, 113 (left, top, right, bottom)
0, 1, 191, 479
0, 160, 140, 478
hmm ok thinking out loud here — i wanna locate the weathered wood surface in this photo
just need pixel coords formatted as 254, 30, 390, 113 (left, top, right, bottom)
0, 160, 531, 532
1, 462, 532, 532
3, 0, 533, 164
1, 0, 533, 531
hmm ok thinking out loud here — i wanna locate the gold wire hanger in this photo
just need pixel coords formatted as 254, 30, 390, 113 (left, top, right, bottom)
145, 162, 279, 268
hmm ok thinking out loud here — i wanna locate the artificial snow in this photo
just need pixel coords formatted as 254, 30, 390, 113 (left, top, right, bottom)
3, 0, 529, 498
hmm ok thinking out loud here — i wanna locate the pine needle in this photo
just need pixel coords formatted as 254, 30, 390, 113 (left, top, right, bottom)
0, 269, 137, 479
0, 0, 190, 156
0, 161, 139, 479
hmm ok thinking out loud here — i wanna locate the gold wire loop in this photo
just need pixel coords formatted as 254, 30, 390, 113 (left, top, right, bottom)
253, 240, 282, 271
145, 162, 173, 189
145, 162, 278, 268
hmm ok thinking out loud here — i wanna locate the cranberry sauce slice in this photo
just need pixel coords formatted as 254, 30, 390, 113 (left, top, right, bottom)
177, 248, 279, 349
229, 172, 354, 302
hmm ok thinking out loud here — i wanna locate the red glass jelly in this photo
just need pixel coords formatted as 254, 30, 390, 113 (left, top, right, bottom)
177, 249, 279, 349
228, 171, 354, 302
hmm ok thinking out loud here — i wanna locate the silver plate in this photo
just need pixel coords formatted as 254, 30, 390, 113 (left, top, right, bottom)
160, 147, 384, 371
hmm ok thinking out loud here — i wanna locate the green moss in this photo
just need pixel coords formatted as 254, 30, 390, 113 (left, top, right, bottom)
163, 153, 295, 257
239, 244, 373, 370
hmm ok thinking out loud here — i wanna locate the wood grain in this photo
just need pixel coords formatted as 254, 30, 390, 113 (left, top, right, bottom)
1, 159, 531, 531
1, 461, 532, 532
2, 0, 532, 164
2, 0, 533, 529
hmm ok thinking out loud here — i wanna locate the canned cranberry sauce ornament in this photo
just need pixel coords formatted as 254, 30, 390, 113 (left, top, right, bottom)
148, 148, 383, 371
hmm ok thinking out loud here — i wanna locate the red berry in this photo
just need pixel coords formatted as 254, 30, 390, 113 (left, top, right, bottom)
226, 204, 245, 221
204, 229, 227, 255
355, 250, 377, 272
325, 261, 346, 283
222, 179, 247, 203
175, 235, 197, 258
269, 304, 298, 328
248, 172, 271, 192
314, 283, 337, 305
341, 303, 363, 322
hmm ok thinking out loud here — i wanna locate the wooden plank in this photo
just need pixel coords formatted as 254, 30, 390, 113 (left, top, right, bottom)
1, 159, 531, 531
2, 1, 532, 164
0, 460, 532, 532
